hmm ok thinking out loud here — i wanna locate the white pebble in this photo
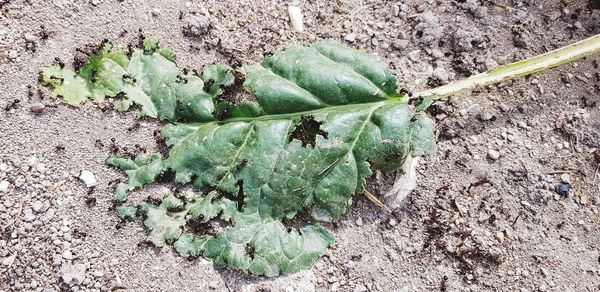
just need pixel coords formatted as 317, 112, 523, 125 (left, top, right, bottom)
488, 149, 500, 160
288, 6, 304, 32
0, 181, 9, 193
36, 163, 46, 173
344, 33, 356, 43
559, 173, 571, 184
79, 170, 97, 188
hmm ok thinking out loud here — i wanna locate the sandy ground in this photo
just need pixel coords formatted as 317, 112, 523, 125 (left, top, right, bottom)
1, 0, 599, 291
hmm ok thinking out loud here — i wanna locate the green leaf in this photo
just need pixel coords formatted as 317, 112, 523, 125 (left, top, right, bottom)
105, 154, 164, 202
103, 39, 434, 276
201, 64, 235, 96
174, 234, 209, 257
117, 204, 138, 220
40, 65, 91, 105
40, 39, 217, 121
203, 207, 334, 277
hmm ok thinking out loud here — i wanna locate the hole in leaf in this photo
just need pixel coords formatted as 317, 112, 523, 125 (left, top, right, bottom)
235, 181, 245, 212
289, 115, 328, 147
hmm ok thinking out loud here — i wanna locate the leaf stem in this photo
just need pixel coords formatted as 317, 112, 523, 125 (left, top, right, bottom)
417, 33, 600, 99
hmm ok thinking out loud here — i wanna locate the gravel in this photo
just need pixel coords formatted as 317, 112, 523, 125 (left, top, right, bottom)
1, 0, 599, 291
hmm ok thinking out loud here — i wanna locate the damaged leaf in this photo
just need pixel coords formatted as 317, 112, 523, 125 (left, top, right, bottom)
46, 38, 436, 276
41, 39, 233, 121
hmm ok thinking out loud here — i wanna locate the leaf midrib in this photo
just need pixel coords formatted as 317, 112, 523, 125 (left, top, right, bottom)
181, 97, 407, 129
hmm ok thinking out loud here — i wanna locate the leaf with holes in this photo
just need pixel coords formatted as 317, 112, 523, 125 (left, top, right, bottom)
41, 37, 232, 121
45, 38, 436, 276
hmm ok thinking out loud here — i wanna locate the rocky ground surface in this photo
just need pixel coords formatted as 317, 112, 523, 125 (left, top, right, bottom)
1, 0, 599, 291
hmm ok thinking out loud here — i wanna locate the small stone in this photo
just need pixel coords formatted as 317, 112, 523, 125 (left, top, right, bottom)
407, 50, 420, 61
0, 163, 8, 172
61, 263, 86, 285
488, 149, 500, 160
288, 5, 304, 32
151, 8, 161, 16
559, 174, 571, 184
62, 250, 73, 260
183, 15, 212, 37
344, 33, 356, 43
432, 67, 449, 83
393, 4, 400, 16
354, 284, 368, 292
32, 200, 44, 212
36, 163, 46, 173
23, 209, 36, 222
467, 104, 481, 117
392, 39, 409, 50
8, 50, 18, 60
555, 183, 570, 197
0, 181, 9, 193
478, 111, 494, 121
389, 218, 397, 226
24, 33, 37, 42
79, 170, 97, 188
356, 217, 363, 226
517, 121, 527, 129
30, 104, 46, 113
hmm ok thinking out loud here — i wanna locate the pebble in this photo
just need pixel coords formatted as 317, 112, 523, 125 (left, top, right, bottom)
62, 250, 73, 260
407, 50, 420, 61
559, 174, 571, 184
8, 50, 18, 60
288, 5, 304, 32
0, 180, 9, 193
389, 218, 397, 226
478, 111, 494, 121
355, 217, 363, 226
555, 183, 570, 197
61, 263, 86, 285
392, 39, 409, 50
23, 209, 36, 222
151, 8, 161, 16
432, 67, 449, 83
0, 163, 8, 172
545, 11, 561, 21
36, 163, 46, 174
184, 15, 212, 37
354, 284, 368, 292
79, 170, 97, 188
24, 33, 37, 42
344, 33, 356, 43
488, 149, 500, 160
32, 200, 44, 212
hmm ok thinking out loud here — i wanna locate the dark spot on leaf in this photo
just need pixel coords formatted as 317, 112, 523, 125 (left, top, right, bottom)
289, 115, 328, 147
235, 159, 248, 171
245, 243, 255, 259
